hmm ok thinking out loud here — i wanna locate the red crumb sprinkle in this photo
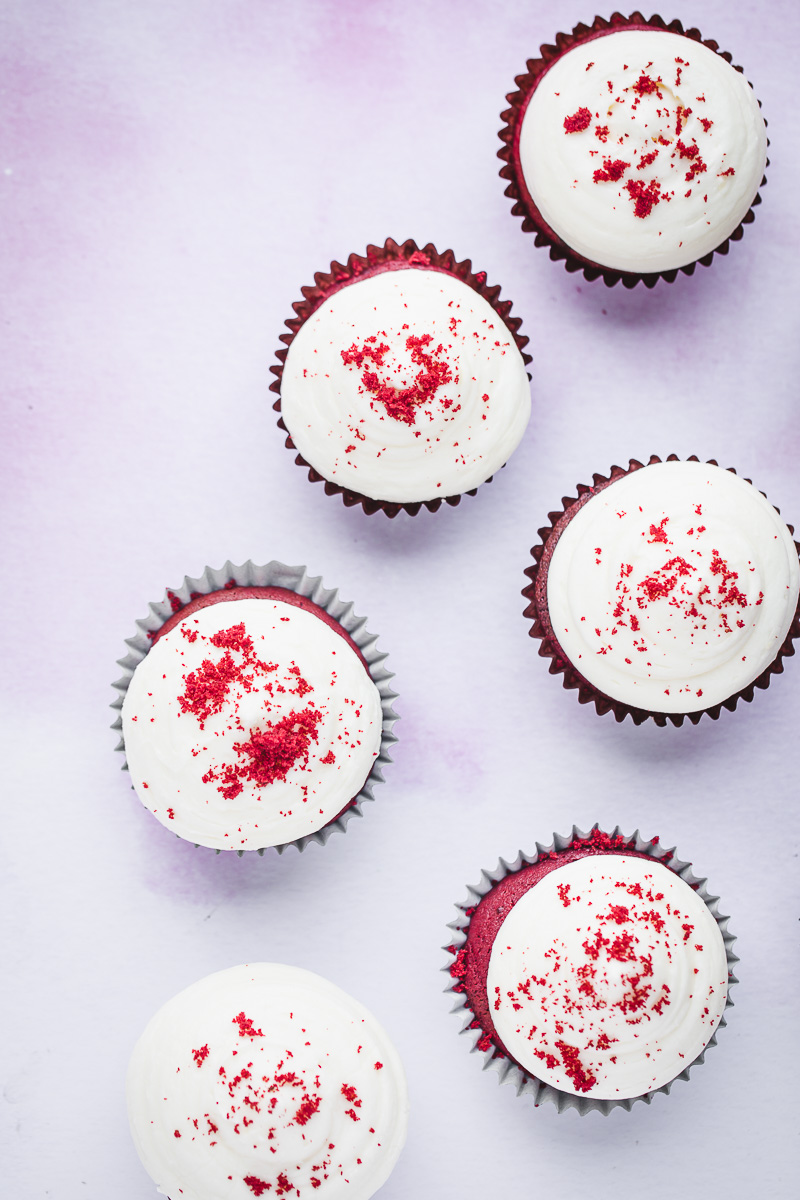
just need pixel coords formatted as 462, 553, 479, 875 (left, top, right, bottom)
374, 1061, 383, 1070
648, 517, 670, 544
205, 707, 322, 799
173, 1129, 181, 1138
233, 1012, 264, 1039
593, 157, 629, 183
191, 1044, 210, 1067
625, 177, 662, 218
698, 117, 713, 133
563, 106, 592, 133
555, 1041, 597, 1093
244, 1179, 271, 1197
295, 1092, 322, 1125
637, 148, 659, 171
594, 124, 609, 142
341, 1083, 362, 1107
632, 73, 662, 97
718, 167, 735, 177
341, 333, 453, 426
320, 750, 336, 765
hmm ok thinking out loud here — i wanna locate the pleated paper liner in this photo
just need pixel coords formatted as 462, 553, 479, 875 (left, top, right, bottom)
111, 559, 398, 854
522, 455, 800, 726
269, 237, 532, 517
498, 12, 768, 288
444, 824, 737, 1115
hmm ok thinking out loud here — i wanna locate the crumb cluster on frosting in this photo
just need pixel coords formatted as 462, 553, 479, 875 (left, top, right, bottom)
122, 597, 383, 850
486, 854, 728, 1100
519, 30, 767, 272
127, 964, 408, 1200
546, 461, 799, 713
280, 267, 531, 503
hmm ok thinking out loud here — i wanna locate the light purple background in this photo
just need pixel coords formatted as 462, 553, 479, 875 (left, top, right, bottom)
2, 1, 799, 1197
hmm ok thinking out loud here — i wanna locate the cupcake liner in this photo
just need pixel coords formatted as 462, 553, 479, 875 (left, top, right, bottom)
498, 12, 768, 289
444, 824, 738, 1115
111, 559, 399, 855
522, 454, 800, 727
269, 237, 532, 517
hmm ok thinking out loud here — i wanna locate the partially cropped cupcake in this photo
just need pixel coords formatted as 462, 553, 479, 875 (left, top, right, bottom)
113, 561, 397, 852
271, 238, 532, 516
447, 826, 736, 1113
128, 963, 408, 1199
523, 457, 800, 724
499, 14, 768, 286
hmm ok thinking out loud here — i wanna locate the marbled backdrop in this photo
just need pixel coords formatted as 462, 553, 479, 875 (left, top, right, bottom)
2, 1, 799, 1197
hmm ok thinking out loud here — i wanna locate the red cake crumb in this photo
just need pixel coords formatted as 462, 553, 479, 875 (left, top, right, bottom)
563, 106, 592, 133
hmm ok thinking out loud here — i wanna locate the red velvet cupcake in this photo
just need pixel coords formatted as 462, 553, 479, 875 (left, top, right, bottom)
112, 560, 397, 854
498, 13, 768, 287
446, 826, 737, 1114
270, 238, 532, 516
522, 456, 800, 725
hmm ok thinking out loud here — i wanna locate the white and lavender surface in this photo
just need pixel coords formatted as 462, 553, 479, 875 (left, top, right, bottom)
2, 2, 798, 1197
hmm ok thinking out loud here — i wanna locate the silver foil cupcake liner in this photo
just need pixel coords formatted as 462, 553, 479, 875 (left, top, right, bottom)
111, 559, 399, 855
444, 824, 738, 1115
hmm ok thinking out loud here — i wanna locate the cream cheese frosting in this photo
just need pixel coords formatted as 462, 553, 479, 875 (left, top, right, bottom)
487, 854, 728, 1100
518, 30, 767, 273
121, 597, 383, 850
127, 964, 409, 1200
280, 267, 531, 503
546, 461, 799, 713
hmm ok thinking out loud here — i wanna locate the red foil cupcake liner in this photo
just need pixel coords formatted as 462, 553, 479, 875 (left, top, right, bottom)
269, 237, 532, 517
498, 12, 768, 289
111, 559, 398, 855
444, 824, 738, 1115
522, 455, 800, 726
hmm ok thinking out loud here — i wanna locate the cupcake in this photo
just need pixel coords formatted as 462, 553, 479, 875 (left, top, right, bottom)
127, 963, 409, 1199
270, 238, 532, 516
522, 457, 800, 725
498, 14, 768, 286
112, 561, 397, 852
446, 826, 736, 1113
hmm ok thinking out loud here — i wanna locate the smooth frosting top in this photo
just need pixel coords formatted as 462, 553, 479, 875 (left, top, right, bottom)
127, 964, 409, 1200
519, 30, 767, 272
121, 598, 383, 850
280, 267, 531, 503
487, 855, 728, 1100
546, 461, 799, 712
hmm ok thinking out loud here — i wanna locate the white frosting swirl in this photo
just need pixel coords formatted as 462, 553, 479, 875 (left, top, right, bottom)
280, 267, 531, 503
127, 964, 408, 1200
519, 30, 767, 272
547, 462, 799, 712
488, 855, 728, 1100
122, 598, 383, 850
